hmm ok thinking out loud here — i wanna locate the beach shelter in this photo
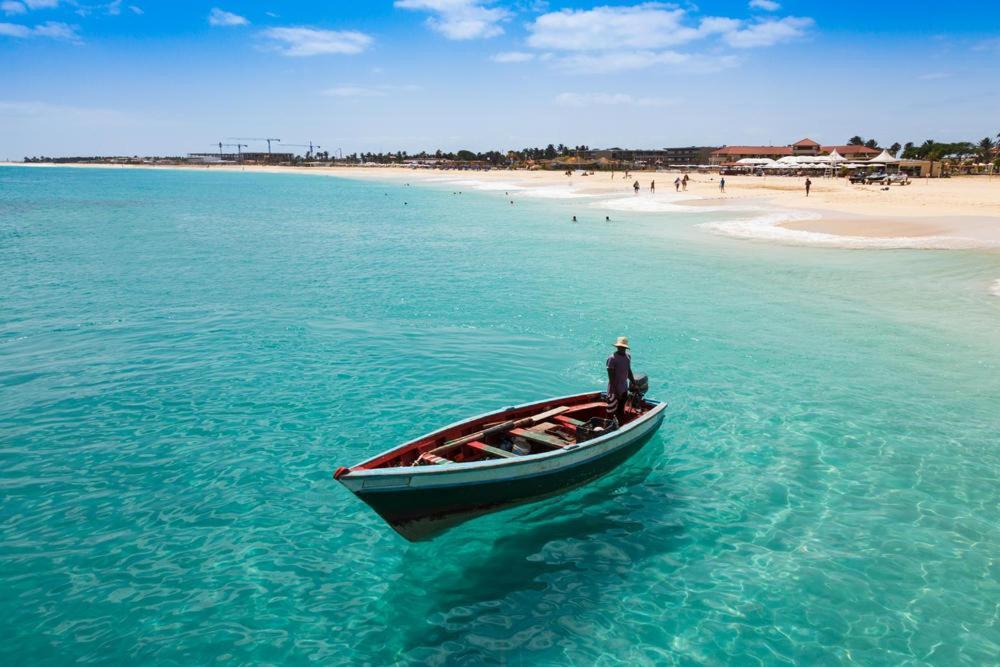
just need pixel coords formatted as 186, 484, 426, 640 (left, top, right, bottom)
824, 148, 847, 176
867, 149, 902, 174
868, 149, 901, 165
827, 149, 847, 164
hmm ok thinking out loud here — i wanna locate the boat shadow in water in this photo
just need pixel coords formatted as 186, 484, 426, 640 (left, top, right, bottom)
369, 441, 688, 661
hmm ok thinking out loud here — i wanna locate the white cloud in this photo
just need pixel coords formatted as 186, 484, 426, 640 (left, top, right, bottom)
32, 19, 76, 38
0, 19, 80, 41
722, 16, 812, 48
522, 4, 811, 73
262, 27, 372, 56
0, 20, 28, 35
527, 4, 741, 51
749, 0, 780, 11
395, 0, 509, 40
491, 50, 534, 62
4, 0, 60, 13
554, 92, 675, 107
106, 0, 120, 15
128, 5, 141, 14
208, 8, 248, 27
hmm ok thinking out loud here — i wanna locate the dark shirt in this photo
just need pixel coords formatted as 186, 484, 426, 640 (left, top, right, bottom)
606, 350, 633, 396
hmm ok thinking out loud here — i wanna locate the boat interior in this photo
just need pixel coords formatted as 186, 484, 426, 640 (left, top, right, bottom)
355, 391, 655, 470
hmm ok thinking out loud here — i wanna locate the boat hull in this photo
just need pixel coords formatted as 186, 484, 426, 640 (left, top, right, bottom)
338, 398, 666, 540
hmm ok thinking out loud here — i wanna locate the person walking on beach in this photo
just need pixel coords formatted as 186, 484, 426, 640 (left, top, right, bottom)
719, 177, 726, 193
674, 177, 681, 192
606, 337, 635, 426
805, 178, 812, 197
682, 174, 689, 191
650, 180, 655, 192
633, 180, 640, 193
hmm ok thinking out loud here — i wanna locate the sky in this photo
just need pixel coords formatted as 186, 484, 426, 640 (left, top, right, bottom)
1, 1, 999, 158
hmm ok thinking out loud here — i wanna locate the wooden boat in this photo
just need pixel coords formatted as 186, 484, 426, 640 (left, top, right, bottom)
334, 386, 667, 540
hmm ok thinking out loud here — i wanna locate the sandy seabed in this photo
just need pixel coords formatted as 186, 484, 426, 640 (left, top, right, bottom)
7, 162, 1000, 250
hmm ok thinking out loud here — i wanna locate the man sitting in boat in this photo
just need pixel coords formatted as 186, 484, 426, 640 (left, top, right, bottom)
606, 336, 635, 425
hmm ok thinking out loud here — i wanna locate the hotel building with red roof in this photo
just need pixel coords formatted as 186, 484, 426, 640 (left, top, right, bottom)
709, 138, 880, 165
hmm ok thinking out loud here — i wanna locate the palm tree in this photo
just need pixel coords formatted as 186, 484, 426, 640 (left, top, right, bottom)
978, 137, 995, 163
848, 135, 865, 146
889, 142, 902, 157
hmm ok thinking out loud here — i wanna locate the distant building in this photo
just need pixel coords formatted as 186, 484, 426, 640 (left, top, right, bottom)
659, 146, 719, 166
710, 138, 880, 165
586, 146, 719, 166
187, 152, 295, 164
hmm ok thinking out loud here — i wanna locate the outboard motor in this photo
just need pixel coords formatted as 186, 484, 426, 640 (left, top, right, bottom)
629, 373, 649, 402
624, 372, 649, 416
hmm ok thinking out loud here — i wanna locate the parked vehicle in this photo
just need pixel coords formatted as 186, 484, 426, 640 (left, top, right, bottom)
850, 171, 888, 185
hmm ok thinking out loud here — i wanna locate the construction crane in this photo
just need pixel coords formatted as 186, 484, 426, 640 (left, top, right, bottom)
218, 143, 247, 163
283, 142, 322, 158
229, 137, 282, 156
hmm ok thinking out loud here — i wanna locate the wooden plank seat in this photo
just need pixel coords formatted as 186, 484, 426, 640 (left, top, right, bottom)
509, 427, 571, 449
553, 415, 584, 427
563, 401, 608, 416
527, 421, 560, 433
423, 453, 452, 465
466, 441, 516, 459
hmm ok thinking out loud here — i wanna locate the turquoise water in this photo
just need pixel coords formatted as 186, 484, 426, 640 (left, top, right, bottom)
1, 166, 998, 665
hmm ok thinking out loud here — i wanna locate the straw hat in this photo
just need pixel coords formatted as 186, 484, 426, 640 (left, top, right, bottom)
614, 336, 630, 349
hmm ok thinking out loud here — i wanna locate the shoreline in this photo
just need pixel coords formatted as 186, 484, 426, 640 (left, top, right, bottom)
4, 161, 1000, 250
